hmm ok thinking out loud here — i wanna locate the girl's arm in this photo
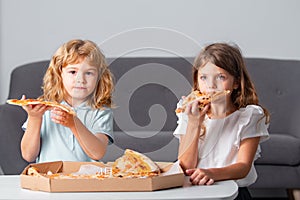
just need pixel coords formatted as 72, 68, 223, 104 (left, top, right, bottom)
186, 137, 260, 185
178, 101, 209, 171
21, 104, 49, 162
178, 122, 201, 170
51, 108, 108, 160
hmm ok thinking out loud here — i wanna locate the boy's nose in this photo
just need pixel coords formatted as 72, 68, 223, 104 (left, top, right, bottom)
76, 74, 85, 83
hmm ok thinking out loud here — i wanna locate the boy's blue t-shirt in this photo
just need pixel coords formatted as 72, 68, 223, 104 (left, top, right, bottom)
22, 101, 114, 163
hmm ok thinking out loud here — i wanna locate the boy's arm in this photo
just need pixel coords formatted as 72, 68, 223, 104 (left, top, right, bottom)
21, 104, 48, 162
50, 108, 109, 160
70, 117, 109, 160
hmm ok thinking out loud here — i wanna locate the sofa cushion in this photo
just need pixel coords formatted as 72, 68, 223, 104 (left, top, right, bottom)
0, 104, 29, 174
255, 134, 300, 166
8, 61, 49, 99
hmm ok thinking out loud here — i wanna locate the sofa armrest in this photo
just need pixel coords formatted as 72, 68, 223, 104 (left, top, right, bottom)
0, 104, 29, 174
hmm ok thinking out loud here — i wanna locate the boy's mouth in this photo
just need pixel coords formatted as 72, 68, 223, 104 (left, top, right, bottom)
74, 87, 86, 90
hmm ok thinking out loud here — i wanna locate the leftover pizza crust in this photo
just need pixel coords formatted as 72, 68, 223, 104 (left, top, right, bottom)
26, 149, 161, 179
112, 149, 160, 177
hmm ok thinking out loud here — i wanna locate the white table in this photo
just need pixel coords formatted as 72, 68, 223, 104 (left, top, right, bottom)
0, 175, 238, 200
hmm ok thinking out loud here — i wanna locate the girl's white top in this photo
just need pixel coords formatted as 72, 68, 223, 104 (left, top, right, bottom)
173, 103, 269, 187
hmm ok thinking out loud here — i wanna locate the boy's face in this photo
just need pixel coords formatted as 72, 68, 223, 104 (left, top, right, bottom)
61, 58, 98, 106
197, 62, 238, 95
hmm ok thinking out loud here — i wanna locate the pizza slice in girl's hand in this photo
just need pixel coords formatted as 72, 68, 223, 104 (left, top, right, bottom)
112, 149, 161, 177
175, 90, 230, 113
6, 98, 76, 115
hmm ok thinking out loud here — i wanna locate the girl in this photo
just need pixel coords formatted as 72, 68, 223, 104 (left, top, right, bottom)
21, 39, 114, 163
173, 43, 270, 199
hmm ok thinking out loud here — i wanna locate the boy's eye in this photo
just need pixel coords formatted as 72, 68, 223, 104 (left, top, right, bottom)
86, 71, 94, 76
69, 70, 77, 75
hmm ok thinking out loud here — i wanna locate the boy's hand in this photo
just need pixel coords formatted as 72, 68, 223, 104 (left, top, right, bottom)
21, 95, 49, 118
50, 107, 75, 128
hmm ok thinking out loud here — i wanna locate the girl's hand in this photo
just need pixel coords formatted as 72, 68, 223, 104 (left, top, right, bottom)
50, 107, 75, 128
184, 100, 210, 122
186, 168, 214, 185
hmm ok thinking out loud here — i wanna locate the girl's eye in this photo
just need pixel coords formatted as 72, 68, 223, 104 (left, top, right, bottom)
199, 75, 207, 81
217, 74, 226, 80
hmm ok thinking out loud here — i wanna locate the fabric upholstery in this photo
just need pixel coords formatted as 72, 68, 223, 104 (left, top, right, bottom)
255, 134, 300, 166
8, 61, 49, 99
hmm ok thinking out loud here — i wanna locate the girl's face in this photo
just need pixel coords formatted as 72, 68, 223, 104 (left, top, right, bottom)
197, 62, 238, 95
61, 59, 99, 106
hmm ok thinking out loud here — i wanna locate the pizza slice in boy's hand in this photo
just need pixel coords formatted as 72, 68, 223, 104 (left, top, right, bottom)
6, 98, 76, 115
6, 98, 43, 106
175, 90, 230, 113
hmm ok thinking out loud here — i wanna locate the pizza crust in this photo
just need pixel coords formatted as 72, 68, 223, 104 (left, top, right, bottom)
6, 99, 42, 106
6, 98, 76, 115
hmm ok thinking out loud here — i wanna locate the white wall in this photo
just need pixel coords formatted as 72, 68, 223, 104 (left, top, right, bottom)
1, 0, 299, 103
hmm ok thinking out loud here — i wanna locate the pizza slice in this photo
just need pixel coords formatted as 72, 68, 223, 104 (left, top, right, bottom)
6, 99, 42, 106
27, 166, 56, 178
175, 90, 230, 113
27, 166, 42, 177
42, 101, 76, 115
6, 98, 76, 115
112, 149, 160, 177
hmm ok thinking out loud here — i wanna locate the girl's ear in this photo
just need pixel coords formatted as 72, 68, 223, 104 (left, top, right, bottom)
233, 79, 240, 90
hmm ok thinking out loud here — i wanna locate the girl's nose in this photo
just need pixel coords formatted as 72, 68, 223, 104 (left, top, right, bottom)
206, 78, 217, 89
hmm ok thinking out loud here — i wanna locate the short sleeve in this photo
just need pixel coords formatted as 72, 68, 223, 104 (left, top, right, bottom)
91, 108, 114, 144
173, 99, 188, 139
22, 119, 28, 131
234, 105, 270, 159
238, 105, 269, 141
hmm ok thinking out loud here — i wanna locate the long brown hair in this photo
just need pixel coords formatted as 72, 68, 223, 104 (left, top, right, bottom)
41, 39, 114, 109
193, 42, 269, 123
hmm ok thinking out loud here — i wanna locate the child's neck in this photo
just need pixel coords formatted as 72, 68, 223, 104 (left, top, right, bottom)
208, 103, 237, 119
65, 98, 86, 108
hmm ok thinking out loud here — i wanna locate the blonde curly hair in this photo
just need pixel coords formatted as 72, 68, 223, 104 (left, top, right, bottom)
40, 39, 114, 109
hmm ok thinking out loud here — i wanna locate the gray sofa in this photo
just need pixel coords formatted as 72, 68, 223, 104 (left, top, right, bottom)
0, 58, 299, 194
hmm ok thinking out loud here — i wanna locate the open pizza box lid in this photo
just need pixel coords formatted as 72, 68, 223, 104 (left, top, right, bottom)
20, 161, 184, 192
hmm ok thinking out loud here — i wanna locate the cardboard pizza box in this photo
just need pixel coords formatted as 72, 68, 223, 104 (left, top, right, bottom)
20, 161, 184, 192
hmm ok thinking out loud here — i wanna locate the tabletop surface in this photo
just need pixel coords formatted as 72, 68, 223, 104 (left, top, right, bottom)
0, 175, 238, 200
